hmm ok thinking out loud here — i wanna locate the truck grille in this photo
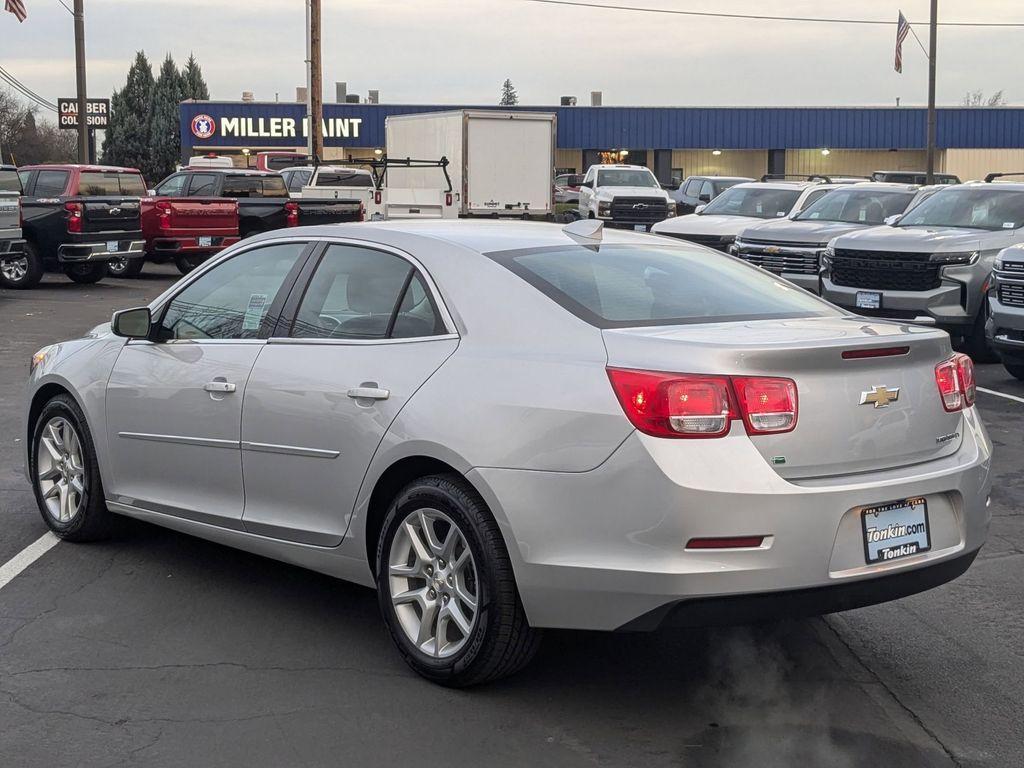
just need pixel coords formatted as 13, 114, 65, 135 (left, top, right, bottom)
1001, 260, 1024, 275
832, 249, 941, 291
610, 197, 668, 223
999, 282, 1024, 307
738, 252, 819, 275
665, 233, 730, 251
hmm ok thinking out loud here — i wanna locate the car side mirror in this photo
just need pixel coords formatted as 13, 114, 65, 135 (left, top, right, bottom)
698, 194, 711, 203
694, 204, 706, 214
884, 214, 902, 226
111, 307, 152, 339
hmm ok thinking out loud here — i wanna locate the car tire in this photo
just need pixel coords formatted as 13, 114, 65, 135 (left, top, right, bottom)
30, 394, 115, 542
0, 241, 44, 289
174, 255, 203, 275
375, 474, 541, 687
963, 306, 999, 364
1004, 363, 1024, 381
107, 256, 144, 278
63, 262, 108, 284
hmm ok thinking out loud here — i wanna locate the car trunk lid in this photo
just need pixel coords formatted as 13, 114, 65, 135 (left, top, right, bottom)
603, 316, 963, 479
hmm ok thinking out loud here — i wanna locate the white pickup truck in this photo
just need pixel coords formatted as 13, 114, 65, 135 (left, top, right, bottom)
280, 165, 375, 200
576, 164, 675, 231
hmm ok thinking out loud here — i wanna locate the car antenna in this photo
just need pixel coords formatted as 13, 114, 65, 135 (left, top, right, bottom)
562, 218, 603, 244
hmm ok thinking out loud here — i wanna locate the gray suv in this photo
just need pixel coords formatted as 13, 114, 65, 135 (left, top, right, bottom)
821, 179, 1024, 358
0, 164, 25, 281
987, 243, 1024, 379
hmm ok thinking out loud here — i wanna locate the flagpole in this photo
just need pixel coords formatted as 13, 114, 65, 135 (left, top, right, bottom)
926, 0, 938, 185
73, 0, 88, 164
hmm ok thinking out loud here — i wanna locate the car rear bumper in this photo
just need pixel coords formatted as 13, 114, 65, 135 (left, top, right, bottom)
821, 276, 975, 329
58, 235, 145, 262
151, 235, 241, 256
470, 408, 992, 631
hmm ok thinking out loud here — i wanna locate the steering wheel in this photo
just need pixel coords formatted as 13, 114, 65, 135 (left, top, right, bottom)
317, 314, 344, 335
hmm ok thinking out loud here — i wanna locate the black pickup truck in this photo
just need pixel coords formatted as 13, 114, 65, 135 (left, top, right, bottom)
6, 164, 146, 289
150, 168, 362, 238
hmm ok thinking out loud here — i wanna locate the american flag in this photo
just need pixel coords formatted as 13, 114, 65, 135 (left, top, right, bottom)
4, 0, 27, 23
895, 11, 910, 73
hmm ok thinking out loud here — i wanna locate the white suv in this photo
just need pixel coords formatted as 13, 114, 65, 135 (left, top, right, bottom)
577, 164, 675, 231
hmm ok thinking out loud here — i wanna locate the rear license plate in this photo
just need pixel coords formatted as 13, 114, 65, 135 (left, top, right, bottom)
198, 236, 212, 247
861, 497, 930, 564
106, 240, 120, 253
856, 291, 882, 309
634, 224, 648, 232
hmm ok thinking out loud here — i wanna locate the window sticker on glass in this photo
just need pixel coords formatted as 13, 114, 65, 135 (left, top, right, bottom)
1004, 222, 1015, 229
242, 293, 269, 331
776, 211, 786, 216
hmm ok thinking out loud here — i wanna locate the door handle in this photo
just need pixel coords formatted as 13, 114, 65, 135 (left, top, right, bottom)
347, 386, 389, 401
204, 381, 236, 393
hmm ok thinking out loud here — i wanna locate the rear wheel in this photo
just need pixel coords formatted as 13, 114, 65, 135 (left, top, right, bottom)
0, 241, 44, 289
376, 474, 540, 687
63, 262, 108, 284
30, 394, 114, 541
107, 256, 144, 278
1004, 363, 1024, 381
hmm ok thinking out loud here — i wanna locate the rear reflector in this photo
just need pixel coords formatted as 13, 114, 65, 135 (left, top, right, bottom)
935, 353, 976, 412
842, 346, 910, 360
607, 368, 798, 439
686, 536, 765, 550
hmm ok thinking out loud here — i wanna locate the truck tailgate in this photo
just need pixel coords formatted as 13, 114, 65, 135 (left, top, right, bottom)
141, 197, 238, 239
82, 197, 142, 233
298, 198, 362, 225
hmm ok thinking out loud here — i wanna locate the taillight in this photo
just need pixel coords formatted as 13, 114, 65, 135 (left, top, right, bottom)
374, 190, 382, 205
284, 201, 299, 227
607, 368, 799, 439
155, 200, 172, 230
445, 192, 453, 207
64, 201, 83, 233
359, 203, 366, 222
732, 376, 799, 434
935, 353, 975, 412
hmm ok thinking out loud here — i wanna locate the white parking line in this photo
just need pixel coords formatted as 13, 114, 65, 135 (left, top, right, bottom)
978, 386, 1024, 405
0, 533, 60, 591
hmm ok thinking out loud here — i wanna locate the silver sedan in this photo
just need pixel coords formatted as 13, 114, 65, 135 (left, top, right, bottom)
24, 220, 992, 686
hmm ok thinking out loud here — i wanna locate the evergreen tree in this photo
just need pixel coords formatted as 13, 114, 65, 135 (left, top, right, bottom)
100, 88, 123, 165
116, 51, 155, 176
180, 54, 210, 101
499, 79, 518, 106
147, 55, 184, 183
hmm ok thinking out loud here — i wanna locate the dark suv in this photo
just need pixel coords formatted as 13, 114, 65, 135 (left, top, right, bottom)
671, 175, 752, 215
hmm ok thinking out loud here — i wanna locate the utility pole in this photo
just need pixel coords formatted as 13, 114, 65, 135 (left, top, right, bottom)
310, 0, 323, 161
925, 0, 938, 185
73, 0, 89, 163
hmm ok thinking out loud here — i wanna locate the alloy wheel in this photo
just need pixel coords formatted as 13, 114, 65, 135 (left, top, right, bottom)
36, 416, 87, 523
0, 255, 29, 283
388, 508, 479, 659
107, 257, 128, 276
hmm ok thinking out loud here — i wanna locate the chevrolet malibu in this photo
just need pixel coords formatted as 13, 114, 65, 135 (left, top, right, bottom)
25, 220, 992, 686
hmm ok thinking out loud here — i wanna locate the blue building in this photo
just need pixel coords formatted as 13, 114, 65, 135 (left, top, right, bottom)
180, 101, 1024, 183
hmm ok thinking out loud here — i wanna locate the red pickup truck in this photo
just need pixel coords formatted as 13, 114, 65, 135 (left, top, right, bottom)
110, 196, 240, 277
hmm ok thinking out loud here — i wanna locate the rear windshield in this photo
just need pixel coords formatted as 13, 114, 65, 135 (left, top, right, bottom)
898, 188, 1024, 231
222, 175, 289, 198
701, 186, 801, 219
488, 244, 838, 328
0, 169, 21, 194
795, 188, 914, 224
315, 171, 373, 187
78, 171, 146, 197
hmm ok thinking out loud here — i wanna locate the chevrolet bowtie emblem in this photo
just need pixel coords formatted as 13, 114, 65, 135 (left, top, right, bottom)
860, 385, 901, 408
764, 246, 781, 254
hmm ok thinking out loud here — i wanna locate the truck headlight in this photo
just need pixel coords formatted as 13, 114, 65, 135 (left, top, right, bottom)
719, 235, 735, 246
664, 200, 676, 217
598, 201, 611, 216
30, 345, 54, 374
820, 246, 835, 270
930, 251, 979, 265
994, 259, 1004, 270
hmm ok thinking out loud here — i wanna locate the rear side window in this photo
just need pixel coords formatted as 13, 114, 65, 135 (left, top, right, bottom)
187, 173, 218, 196
78, 171, 146, 196
0, 169, 21, 193
315, 171, 373, 188
488, 244, 839, 328
223, 175, 287, 198
33, 170, 70, 197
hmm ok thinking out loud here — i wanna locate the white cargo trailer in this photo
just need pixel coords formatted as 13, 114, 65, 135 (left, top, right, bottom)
385, 110, 555, 218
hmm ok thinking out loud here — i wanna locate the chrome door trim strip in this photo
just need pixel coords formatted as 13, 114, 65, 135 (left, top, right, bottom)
118, 431, 240, 449
240, 440, 340, 459
267, 333, 458, 347
241, 519, 343, 547
107, 500, 247, 532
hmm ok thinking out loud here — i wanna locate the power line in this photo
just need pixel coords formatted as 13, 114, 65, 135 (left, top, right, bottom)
0, 66, 58, 112
515, 0, 1024, 27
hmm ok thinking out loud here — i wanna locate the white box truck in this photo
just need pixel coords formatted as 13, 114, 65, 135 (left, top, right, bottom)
385, 110, 556, 218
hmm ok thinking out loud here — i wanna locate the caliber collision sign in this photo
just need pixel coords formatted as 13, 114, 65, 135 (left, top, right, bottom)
58, 98, 110, 129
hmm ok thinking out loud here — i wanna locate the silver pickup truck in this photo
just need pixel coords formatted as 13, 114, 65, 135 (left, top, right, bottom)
821, 177, 1024, 360
0, 165, 25, 283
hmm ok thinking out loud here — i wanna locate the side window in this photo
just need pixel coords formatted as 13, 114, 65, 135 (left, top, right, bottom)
187, 173, 218, 196
34, 170, 70, 197
158, 243, 307, 341
683, 179, 702, 198
798, 189, 829, 212
291, 245, 443, 340
155, 174, 186, 196
18, 170, 34, 195
699, 181, 715, 200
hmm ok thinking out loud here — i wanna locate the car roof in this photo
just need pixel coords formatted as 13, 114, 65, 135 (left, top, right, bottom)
19, 163, 141, 173
180, 167, 279, 176
594, 164, 651, 171
0, 164, 16, 171
939, 180, 1024, 190
686, 176, 752, 182
254, 219, 672, 255
732, 180, 819, 191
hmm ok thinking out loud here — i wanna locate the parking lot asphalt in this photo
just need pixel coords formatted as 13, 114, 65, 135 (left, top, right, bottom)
1, 265, 1022, 768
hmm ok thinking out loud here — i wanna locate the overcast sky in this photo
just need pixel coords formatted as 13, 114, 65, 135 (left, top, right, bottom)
2, 0, 1022, 116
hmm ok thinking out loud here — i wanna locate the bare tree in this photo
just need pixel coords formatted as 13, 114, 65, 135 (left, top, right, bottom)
0, 86, 76, 165
962, 89, 1007, 107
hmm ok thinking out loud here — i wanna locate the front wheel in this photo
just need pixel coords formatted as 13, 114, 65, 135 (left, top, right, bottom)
63, 262, 108, 284
1004, 363, 1024, 381
30, 394, 115, 541
107, 256, 144, 278
0, 241, 44, 289
376, 475, 540, 687
962, 302, 999, 364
